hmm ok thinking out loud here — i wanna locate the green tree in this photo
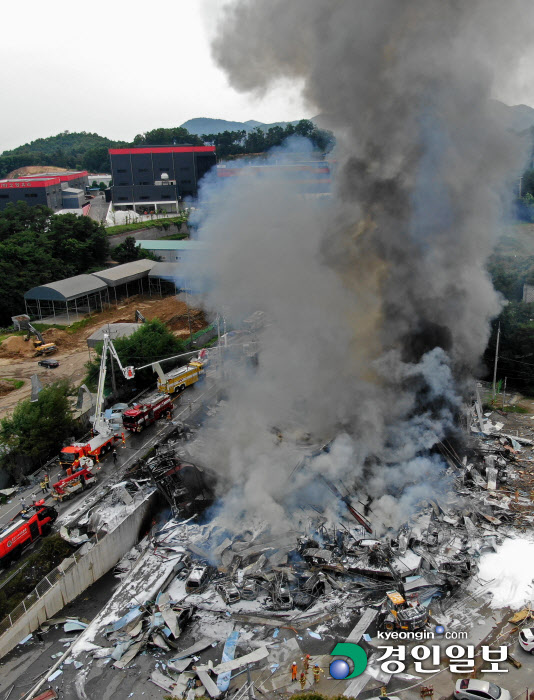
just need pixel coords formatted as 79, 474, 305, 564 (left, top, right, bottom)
86, 319, 187, 393
0, 381, 77, 479
112, 236, 159, 264
99, 182, 107, 190
0, 203, 109, 325
91, 180, 98, 188
133, 127, 203, 147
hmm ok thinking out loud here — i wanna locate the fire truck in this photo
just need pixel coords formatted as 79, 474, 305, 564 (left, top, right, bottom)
0, 503, 58, 567
59, 433, 121, 470
51, 466, 97, 502
59, 333, 135, 470
122, 392, 173, 433
154, 360, 204, 395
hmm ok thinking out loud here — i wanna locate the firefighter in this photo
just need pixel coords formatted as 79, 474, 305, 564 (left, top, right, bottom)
299, 672, 306, 690
20, 496, 26, 511
113, 449, 118, 465
44, 473, 50, 490
40, 479, 47, 494
303, 654, 311, 672
291, 662, 298, 682
313, 665, 323, 684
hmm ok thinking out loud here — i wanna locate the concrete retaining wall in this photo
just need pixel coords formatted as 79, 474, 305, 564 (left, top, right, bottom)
108, 222, 188, 248
0, 492, 156, 659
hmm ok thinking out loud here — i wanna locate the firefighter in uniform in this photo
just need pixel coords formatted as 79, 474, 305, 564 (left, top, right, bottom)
303, 654, 311, 673
313, 664, 324, 685
291, 662, 298, 682
299, 672, 306, 690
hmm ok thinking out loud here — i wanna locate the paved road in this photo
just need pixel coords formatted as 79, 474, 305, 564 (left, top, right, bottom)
0, 377, 217, 532
87, 193, 109, 224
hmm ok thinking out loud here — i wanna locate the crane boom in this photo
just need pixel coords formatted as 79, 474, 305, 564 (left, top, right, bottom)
93, 333, 135, 436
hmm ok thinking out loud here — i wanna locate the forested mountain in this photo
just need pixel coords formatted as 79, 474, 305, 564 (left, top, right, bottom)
0, 131, 123, 178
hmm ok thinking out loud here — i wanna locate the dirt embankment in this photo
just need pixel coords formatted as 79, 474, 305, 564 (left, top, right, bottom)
0, 294, 208, 418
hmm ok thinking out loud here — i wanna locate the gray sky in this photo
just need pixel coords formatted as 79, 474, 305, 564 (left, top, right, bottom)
0, 0, 531, 154
0, 0, 310, 152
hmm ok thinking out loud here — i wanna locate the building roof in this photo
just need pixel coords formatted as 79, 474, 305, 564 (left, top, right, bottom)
137, 240, 206, 251
109, 146, 215, 155
87, 323, 141, 349
25, 275, 108, 302
62, 187, 84, 195
91, 260, 155, 287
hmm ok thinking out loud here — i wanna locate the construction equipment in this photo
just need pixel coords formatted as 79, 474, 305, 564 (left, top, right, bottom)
59, 333, 135, 469
135, 310, 146, 323
122, 392, 173, 433
51, 466, 97, 502
383, 589, 429, 631
25, 323, 57, 355
154, 359, 205, 395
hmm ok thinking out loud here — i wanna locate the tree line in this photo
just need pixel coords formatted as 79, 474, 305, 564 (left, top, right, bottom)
0, 202, 109, 326
0, 121, 334, 178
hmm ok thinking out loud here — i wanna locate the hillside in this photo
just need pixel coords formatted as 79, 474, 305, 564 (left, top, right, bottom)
181, 117, 310, 136
0, 131, 122, 179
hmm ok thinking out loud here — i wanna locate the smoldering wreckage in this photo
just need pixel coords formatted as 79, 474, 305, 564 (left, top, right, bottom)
21, 390, 534, 698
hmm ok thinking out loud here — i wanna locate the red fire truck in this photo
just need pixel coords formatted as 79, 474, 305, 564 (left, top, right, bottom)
59, 432, 121, 470
0, 503, 58, 567
122, 393, 173, 433
51, 466, 97, 502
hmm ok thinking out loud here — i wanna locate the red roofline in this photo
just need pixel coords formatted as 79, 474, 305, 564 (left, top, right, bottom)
108, 146, 215, 155
0, 178, 61, 189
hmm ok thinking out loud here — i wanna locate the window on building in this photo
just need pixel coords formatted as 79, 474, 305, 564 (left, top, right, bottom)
180, 167, 189, 171
117, 169, 127, 173
118, 182, 128, 186
0, 195, 8, 199
161, 194, 171, 199
181, 180, 192, 184
25, 193, 38, 198
118, 197, 128, 201
139, 196, 149, 200
139, 181, 150, 185
138, 168, 149, 172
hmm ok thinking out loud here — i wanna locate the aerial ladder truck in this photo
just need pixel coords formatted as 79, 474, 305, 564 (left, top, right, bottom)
59, 333, 135, 470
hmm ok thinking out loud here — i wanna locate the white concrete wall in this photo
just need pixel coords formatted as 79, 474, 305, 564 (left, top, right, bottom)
0, 492, 156, 660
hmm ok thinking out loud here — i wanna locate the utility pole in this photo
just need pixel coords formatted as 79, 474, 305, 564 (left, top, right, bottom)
502, 376, 507, 409
492, 323, 501, 399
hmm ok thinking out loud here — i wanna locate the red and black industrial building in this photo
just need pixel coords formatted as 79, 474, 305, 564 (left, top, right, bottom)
109, 145, 216, 213
0, 171, 89, 211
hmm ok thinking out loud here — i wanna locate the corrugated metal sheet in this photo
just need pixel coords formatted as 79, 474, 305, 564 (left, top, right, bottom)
25, 274, 108, 301
91, 260, 155, 287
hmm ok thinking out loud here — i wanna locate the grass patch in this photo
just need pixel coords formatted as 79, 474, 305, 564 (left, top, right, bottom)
106, 214, 189, 236
159, 232, 189, 241
503, 404, 529, 414
1, 378, 23, 390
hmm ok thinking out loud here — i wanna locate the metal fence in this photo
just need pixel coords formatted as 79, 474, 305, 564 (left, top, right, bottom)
0, 534, 98, 637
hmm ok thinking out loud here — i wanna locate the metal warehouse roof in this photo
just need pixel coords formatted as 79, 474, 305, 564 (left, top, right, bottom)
25, 275, 108, 302
136, 240, 206, 251
87, 323, 141, 349
91, 260, 155, 287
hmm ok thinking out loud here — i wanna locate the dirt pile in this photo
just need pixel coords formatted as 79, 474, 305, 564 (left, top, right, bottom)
0, 380, 16, 396
0, 336, 33, 357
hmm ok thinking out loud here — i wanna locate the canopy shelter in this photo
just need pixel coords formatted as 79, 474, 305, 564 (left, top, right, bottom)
91, 259, 155, 303
147, 262, 187, 296
24, 275, 109, 323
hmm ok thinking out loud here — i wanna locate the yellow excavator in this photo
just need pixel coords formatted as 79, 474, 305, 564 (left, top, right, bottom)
25, 323, 57, 356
